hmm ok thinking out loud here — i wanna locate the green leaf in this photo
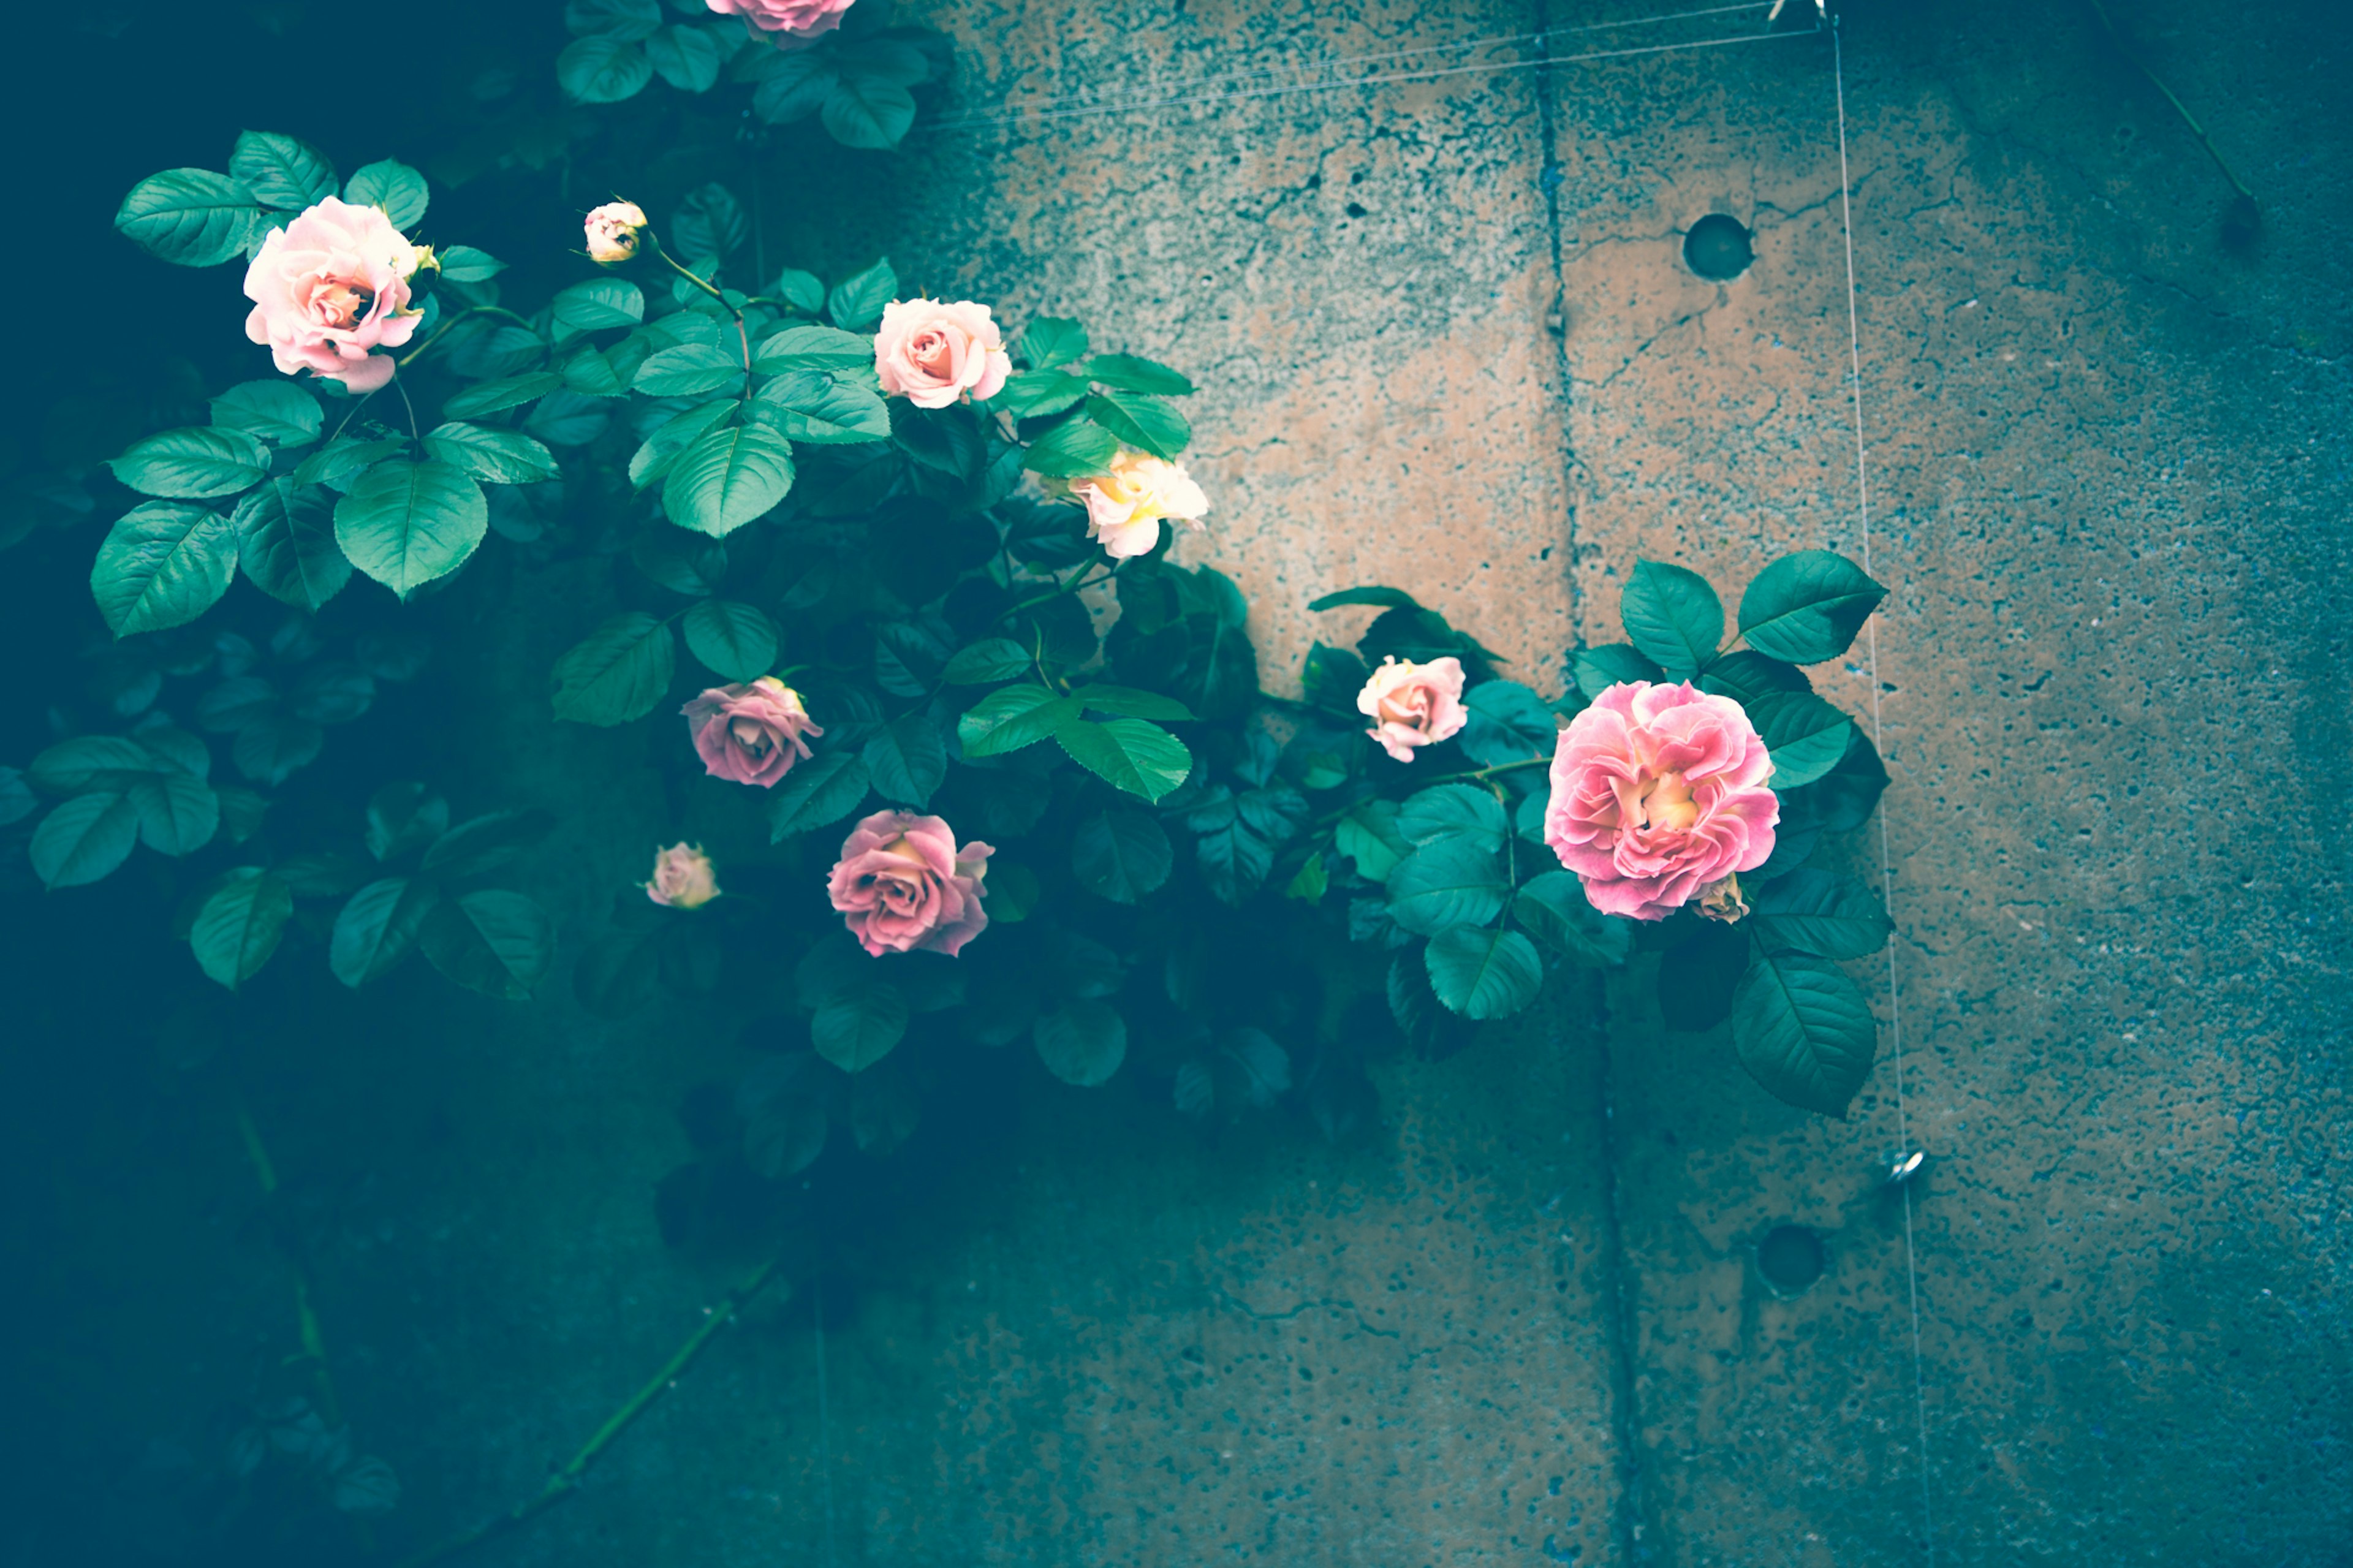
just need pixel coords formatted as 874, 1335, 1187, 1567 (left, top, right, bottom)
1072, 809, 1172, 903
30, 793, 140, 888
1746, 690, 1857, 789
1333, 798, 1409, 882
1620, 560, 1723, 678
115, 168, 263, 267
821, 74, 917, 148
422, 422, 559, 485
1384, 838, 1510, 936
110, 427, 270, 499
1021, 415, 1120, 479
1301, 641, 1372, 711
333, 460, 488, 599
643, 21, 724, 90
1069, 684, 1194, 721
289, 434, 403, 492
1085, 390, 1189, 461
662, 426, 795, 536
29, 735, 162, 795
551, 611, 675, 725
91, 502, 240, 635
436, 244, 506, 282
229, 131, 336, 209
1033, 1001, 1127, 1086
1020, 317, 1088, 370
1512, 871, 1634, 967
342, 158, 427, 228
771, 268, 827, 313
1751, 868, 1892, 960
1732, 949, 1877, 1116
366, 782, 449, 861
421, 890, 555, 999
421, 809, 554, 877
551, 278, 646, 334
754, 325, 873, 372
768, 752, 871, 840
836, 37, 931, 87
813, 983, 909, 1072
1738, 550, 1887, 664
330, 876, 441, 986
629, 400, 736, 490
752, 371, 892, 443
827, 260, 898, 331
1697, 648, 1809, 706
682, 599, 778, 681
190, 869, 292, 990
958, 686, 1078, 757
991, 369, 1089, 422
129, 771, 219, 855
1085, 352, 1194, 396
558, 35, 653, 102
232, 714, 323, 785
749, 50, 840, 123
862, 714, 947, 807
1458, 681, 1556, 767
1055, 716, 1192, 802
1398, 784, 1507, 850
1570, 643, 1664, 699
442, 371, 564, 420
1800, 729, 1888, 832
1308, 586, 1420, 612
1285, 850, 1328, 903
635, 343, 745, 398
1425, 925, 1543, 1020
211, 380, 322, 445
942, 638, 1031, 685
566, 0, 661, 38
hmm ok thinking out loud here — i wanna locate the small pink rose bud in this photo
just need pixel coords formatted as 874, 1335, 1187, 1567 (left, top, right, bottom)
1357, 656, 1468, 763
645, 843, 721, 909
1695, 873, 1751, 924
1070, 450, 1210, 560
585, 201, 650, 265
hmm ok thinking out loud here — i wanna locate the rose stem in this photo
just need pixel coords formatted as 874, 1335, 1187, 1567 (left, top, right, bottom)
392, 1253, 784, 1568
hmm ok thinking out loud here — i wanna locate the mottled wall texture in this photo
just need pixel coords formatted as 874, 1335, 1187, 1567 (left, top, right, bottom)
67, 2, 2344, 1566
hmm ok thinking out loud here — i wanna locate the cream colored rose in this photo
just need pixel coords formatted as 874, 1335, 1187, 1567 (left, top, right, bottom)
1071, 450, 1210, 559
1357, 656, 1468, 763
645, 843, 721, 909
873, 298, 1011, 408
585, 201, 648, 265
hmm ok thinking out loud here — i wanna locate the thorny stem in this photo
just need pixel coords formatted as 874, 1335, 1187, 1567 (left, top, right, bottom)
233, 1098, 345, 1431
395, 305, 539, 370
393, 1254, 785, 1568
2082, 0, 2259, 207
653, 239, 756, 395
325, 387, 383, 447
1001, 562, 1115, 621
391, 374, 422, 445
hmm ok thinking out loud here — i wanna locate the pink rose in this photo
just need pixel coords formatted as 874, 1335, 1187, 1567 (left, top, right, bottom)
645, 843, 720, 908
1357, 656, 1467, 763
873, 298, 1011, 409
1543, 681, 1779, 921
680, 677, 822, 787
585, 200, 648, 265
241, 197, 425, 393
827, 811, 994, 958
1071, 450, 1210, 559
707, 0, 855, 45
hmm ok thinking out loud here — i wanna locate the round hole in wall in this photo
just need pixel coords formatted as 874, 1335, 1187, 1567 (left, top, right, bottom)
1683, 213, 1754, 281
1757, 1224, 1826, 1293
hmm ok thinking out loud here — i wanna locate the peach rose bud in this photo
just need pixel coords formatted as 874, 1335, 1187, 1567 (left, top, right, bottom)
680, 677, 823, 788
1357, 656, 1468, 763
873, 298, 1012, 409
1543, 681, 1779, 920
1696, 873, 1750, 923
241, 196, 425, 393
826, 810, 994, 958
1071, 450, 1210, 560
585, 201, 650, 265
646, 843, 721, 909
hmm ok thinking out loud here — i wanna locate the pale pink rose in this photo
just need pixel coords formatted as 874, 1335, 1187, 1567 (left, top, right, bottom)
1544, 681, 1779, 921
645, 843, 721, 909
241, 197, 426, 393
680, 677, 822, 787
585, 201, 648, 265
827, 811, 994, 958
1357, 656, 1467, 763
873, 298, 1011, 409
1071, 450, 1210, 559
708, 0, 855, 45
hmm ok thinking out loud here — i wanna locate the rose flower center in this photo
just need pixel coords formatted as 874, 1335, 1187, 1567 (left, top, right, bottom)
910, 330, 954, 376
1637, 770, 1700, 833
729, 717, 773, 756
316, 281, 375, 330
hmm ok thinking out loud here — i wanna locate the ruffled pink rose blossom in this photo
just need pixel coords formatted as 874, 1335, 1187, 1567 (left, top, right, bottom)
584, 200, 648, 265
873, 298, 1011, 409
645, 843, 721, 909
1358, 656, 1468, 763
707, 0, 856, 46
1071, 450, 1210, 559
241, 197, 426, 393
827, 811, 994, 958
680, 677, 822, 787
1543, 681, 1779, 921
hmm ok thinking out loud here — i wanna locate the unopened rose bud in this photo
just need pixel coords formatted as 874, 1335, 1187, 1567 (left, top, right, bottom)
1696, 873, 1751, 924
408, 243, 439, 277
585, 201, 649, 265
645, 843, 720, 909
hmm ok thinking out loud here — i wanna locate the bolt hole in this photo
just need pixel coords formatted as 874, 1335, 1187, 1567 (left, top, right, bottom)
1757, 1224, 1825, 1293
1683, 213, 1754, 281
